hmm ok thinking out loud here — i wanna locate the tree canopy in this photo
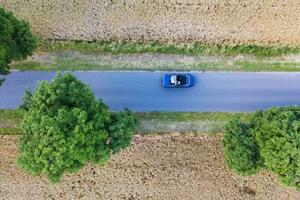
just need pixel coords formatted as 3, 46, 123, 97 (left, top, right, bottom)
18, 73, 137, 182
0, 7, 37, 74
223, 106, 300, 191
222, 117, 261, 176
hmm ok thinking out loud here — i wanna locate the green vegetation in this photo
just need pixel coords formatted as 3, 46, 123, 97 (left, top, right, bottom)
223, 106, 300, 191
232, 61, 300, 72
136, 112, 252, 122
254, 108, 300, 190
12, 59, 224, 71
12, 54, 300, 72
0, 110, 252, 135
0, 127, 20, 135
0, 7, 37, 74
0, 109, 23, 122
0, 109, 23, 135
37, 39, 300, 57
136, 112, 252, 135
19, 89, 33, 111
7, 38, 300, 72
108, 110, 137, 153
17, 73, 136, 182
222, 117, 261, 176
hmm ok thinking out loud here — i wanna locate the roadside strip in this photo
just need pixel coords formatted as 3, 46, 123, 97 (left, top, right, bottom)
0, 110, 252, 135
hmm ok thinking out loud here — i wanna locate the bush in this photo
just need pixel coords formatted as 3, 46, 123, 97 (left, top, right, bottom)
108, 109, 137, 154
223, 106, 300, 191
17, 73, 136, 182
0, 7, 37, 74
19, 88, 33, 111
253, 107, 300, 190
223, 117, 261, 176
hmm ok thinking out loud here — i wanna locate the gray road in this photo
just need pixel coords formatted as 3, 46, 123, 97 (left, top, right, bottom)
1, 71, 300, 112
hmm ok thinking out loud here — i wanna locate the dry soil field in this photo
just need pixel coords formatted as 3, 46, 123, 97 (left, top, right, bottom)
1, 0, 300, 45
1, 134, 299, 200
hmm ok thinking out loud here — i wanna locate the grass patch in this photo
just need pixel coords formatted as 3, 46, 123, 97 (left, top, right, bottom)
13, 57, 223, 71
136, 112, 253, 122
0, 110, 24, 135
233, 61, 300, 71
136, 112, 252, 135
13, 61, 45, 71
12, 39, 299, 71
0, 110, 24, 124
12, 57, 300, 72
0, 127, 21, 135
0, 109, 252, 135
37, 39, 300, 57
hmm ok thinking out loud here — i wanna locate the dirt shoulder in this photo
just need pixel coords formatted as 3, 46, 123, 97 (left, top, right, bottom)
1, 0, 300, 45
1, 134, 299, 200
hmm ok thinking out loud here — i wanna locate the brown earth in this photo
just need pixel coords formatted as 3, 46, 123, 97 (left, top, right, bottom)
1, 0, 300, 45
1, 134, 300, 200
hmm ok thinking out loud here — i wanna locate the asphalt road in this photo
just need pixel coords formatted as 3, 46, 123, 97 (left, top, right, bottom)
1, 71, 300, 112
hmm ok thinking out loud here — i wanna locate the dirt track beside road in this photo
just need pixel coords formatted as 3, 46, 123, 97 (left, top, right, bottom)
1, 134, 299, 200
1, 0, 300, 45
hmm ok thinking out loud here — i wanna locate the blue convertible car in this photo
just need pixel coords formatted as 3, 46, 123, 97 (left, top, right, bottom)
162, 74, 194, 88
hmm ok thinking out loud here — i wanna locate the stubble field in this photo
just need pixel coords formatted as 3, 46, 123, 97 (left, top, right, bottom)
1, 134, 299, 200
0, 0, 300, 45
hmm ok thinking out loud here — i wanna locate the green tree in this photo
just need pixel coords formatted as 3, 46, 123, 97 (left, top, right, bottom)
0, 7, 37, 74
223, 117, 262, 176
19, 88, 33, 111
253, 107, 300, 190
18, 73, 136, 182
108, 109, 137, 154
223, 106, 300, 191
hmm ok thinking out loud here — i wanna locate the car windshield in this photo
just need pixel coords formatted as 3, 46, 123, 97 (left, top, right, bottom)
170, 75, 187, 86
170, 75, 177, 85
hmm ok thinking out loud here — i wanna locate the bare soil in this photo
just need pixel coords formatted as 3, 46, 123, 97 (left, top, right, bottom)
1, 134, 299, 200
1, 0, 300, 45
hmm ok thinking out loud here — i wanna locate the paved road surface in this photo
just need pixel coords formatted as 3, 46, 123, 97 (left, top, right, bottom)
1, 71, 300, 112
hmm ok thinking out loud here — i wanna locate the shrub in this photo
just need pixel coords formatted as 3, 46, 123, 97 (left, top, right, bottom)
19, 88, 33, 111
223, 117, 261, 176
108, 109, 137, 154
0, 7, 37, 74
17, 73, 136, 182
253, 107, 300, 190
223, 106, 300, 191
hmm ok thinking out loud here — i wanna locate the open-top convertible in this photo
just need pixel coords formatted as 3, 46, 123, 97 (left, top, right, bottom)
162, 74, 194, 88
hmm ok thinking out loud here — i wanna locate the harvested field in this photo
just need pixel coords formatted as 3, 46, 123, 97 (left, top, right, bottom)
1, 134, 299, 200
1, 1, 300, 45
